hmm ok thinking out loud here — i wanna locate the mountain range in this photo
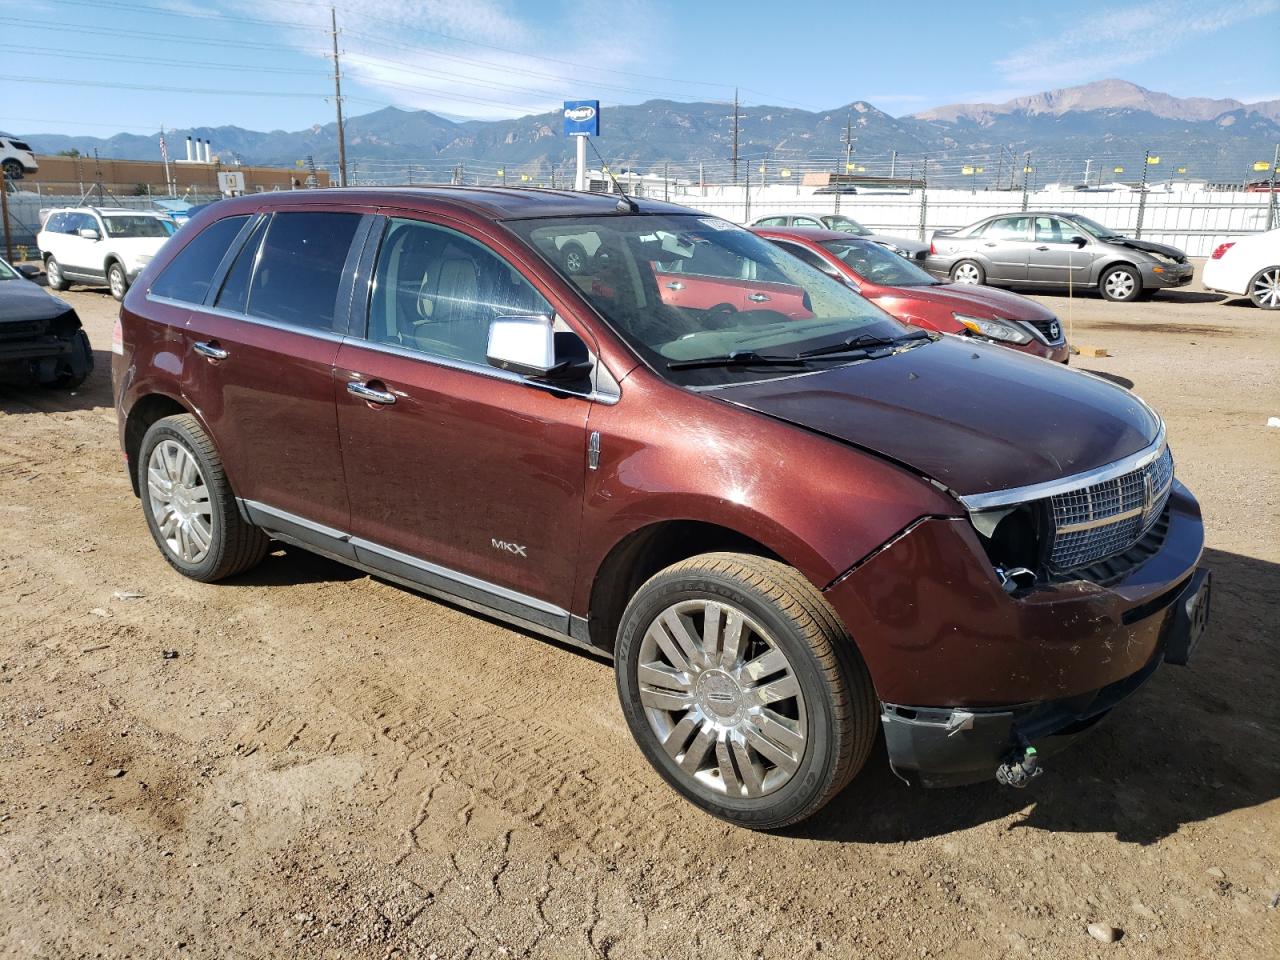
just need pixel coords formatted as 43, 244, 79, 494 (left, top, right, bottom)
16, 80, 1280, 181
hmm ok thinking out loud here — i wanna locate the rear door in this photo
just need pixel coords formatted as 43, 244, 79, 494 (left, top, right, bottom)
974, 216, 1032, 282
179, 207, 374, 532
334, 212, 595, 620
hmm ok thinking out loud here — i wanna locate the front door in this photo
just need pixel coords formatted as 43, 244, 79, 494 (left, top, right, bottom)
335, 214, 593, 621
976, 215, 1033, 282
1026, 216, 1099, 285
181, 208, 369, 532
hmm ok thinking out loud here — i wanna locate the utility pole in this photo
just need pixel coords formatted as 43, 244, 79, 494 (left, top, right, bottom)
890, 149, 897, 179
1020, 152, 1031, 211
842, 110, 855, 175
330, 7, 348, 187
731, 88, 740, 185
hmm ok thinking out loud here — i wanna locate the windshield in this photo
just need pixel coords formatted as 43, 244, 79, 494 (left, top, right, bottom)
102, 216, 172, 239
507, 213, 910, 387
1068, 215, 1121, 240
0, 259, 17, 281
822, 215, 871, 236
821, 239, 937, 287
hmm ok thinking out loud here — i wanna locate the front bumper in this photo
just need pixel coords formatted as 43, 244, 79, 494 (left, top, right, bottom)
1010, 338, 1070, 364
879, 567, 1211, 787
0, 332, 91, 383
1141, 262, 1193, 288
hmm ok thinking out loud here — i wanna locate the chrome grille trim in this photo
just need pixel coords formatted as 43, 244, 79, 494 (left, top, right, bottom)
958, 423, 1166, 512
1046, 444, 1174, 571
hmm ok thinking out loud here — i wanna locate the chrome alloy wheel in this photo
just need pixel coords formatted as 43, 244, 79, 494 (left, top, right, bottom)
1104, 269, 1136, 299
952, 262, 981, 284
637, 599, 808, 798
46, 258, 61, 286
109, 264, 126, 299
146, 439, 213, 564
1251, 267, 1280, 309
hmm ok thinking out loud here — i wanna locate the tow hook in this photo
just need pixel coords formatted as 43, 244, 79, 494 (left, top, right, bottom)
995, 743, 1043, 788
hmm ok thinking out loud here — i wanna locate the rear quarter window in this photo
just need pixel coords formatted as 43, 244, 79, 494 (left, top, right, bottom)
150, 215, 250, 303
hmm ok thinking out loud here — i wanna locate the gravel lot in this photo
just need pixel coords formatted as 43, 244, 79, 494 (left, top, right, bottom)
1, 272, 1277, 959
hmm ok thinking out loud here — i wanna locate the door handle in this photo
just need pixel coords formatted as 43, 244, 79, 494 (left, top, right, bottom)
747, 293, 771, 302
193, 341, 229, 361
347, 380, 396, 405
1035, 245, 1050, 251
665, 281, 684, 291
983, 242, 998, 247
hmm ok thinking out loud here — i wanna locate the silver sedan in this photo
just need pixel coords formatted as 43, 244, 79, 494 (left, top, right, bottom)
924, 211, 1193, 302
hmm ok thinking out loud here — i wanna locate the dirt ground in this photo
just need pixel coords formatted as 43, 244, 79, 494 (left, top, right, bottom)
1, 271, 1277, 960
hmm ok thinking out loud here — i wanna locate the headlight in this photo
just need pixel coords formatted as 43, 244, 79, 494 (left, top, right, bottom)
953, 313, 1032, 344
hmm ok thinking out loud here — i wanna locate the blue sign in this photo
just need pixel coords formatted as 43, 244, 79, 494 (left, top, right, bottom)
563, 100, 600, 137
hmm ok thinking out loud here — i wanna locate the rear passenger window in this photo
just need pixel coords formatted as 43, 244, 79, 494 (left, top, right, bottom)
151, 215, 249, 303
366, 218, 551, 365
214, 217, 268, 315
245, 212, 362, 331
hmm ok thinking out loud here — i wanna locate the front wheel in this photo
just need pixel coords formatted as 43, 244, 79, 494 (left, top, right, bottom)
615, 553, 878, 830
107, 261, 129, 301
139, 414, 268, 582
950, 259, 985, 285
1100, 264, 1141, 302
45, 256, 69, 291
1248, 266, 1280, 310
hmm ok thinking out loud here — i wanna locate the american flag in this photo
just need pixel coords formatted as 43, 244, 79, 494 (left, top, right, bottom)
159, 130, 168, 163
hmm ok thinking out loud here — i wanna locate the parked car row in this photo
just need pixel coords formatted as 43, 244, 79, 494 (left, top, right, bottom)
107, 187, 1211, 829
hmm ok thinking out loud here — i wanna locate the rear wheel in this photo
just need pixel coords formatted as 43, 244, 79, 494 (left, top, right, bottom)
615, 553, 878, 830
107, 261, 128, 301
950, 259, 985, 285
1, 158, 22, 180
562, 241, 589, 275
1100, 264, 1141, 302
1248, 266, 1280, 310
45, 256, 69, 291
139, 414, 268, 582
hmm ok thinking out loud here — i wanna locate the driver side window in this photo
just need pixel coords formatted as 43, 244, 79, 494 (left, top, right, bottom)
367, 218, 552, 365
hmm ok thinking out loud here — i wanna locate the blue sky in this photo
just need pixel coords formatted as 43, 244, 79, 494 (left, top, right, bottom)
3, 0, 1278, 137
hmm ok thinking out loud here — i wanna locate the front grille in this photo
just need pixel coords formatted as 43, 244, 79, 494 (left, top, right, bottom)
0, 320, 47, 341
1020, 316, 1064, 344
1047, 445, 1174, 572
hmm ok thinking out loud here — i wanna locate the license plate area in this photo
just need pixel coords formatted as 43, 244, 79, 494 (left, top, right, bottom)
1165, 568, 1211, 665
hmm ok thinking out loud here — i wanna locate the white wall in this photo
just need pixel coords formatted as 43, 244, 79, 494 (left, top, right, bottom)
664, 183, 1275, 257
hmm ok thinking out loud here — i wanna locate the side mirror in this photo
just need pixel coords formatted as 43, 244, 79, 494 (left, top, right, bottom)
78, 228, 101, 241
1070, 235, 1088, 248
486, 316, 593, 382
15, 263, 40, 279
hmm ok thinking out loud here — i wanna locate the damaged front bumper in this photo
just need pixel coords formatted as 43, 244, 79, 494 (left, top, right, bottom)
880, 565, 1211, 787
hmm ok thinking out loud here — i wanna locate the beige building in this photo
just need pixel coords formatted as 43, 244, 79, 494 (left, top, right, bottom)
21, 154, 330, 197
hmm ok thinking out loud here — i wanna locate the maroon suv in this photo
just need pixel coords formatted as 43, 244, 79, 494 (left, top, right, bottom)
112, 188, 1211, 829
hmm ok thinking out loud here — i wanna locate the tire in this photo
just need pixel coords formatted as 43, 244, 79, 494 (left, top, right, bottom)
615, 552, 878, 830
1248, 266, 1280, 310
561, 241, 589, 275
107, 261, 129, 301
1099, 264, 1141, 302
45, 256, 69, 291
1, 158, 22, 180
47, 329, 93, 389
950, 259, 985, 285
138, 414, 269, 582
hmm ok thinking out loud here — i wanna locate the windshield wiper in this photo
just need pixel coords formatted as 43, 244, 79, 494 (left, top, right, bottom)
798, 329, 931, 358
667, 350, 868, 371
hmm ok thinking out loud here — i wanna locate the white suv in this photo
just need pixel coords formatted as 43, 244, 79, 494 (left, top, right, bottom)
37, 208, 176, 300
0, 134, 38, 180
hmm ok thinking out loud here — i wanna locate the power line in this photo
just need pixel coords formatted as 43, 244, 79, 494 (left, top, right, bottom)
0, 43, 326, 77
0, 74, 326, 99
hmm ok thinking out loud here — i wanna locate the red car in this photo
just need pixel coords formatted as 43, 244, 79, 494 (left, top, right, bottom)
113, 189, 1208, 829
754, 226, 1069, 363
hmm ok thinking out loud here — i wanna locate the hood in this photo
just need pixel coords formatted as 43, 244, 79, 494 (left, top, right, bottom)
109, 236, 170, 257
0, 278, 75, 323
714, 336, 1159, 497
892, 282, 1056, 322
1111, 236, 1186, 262
871, 234, 930, 255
